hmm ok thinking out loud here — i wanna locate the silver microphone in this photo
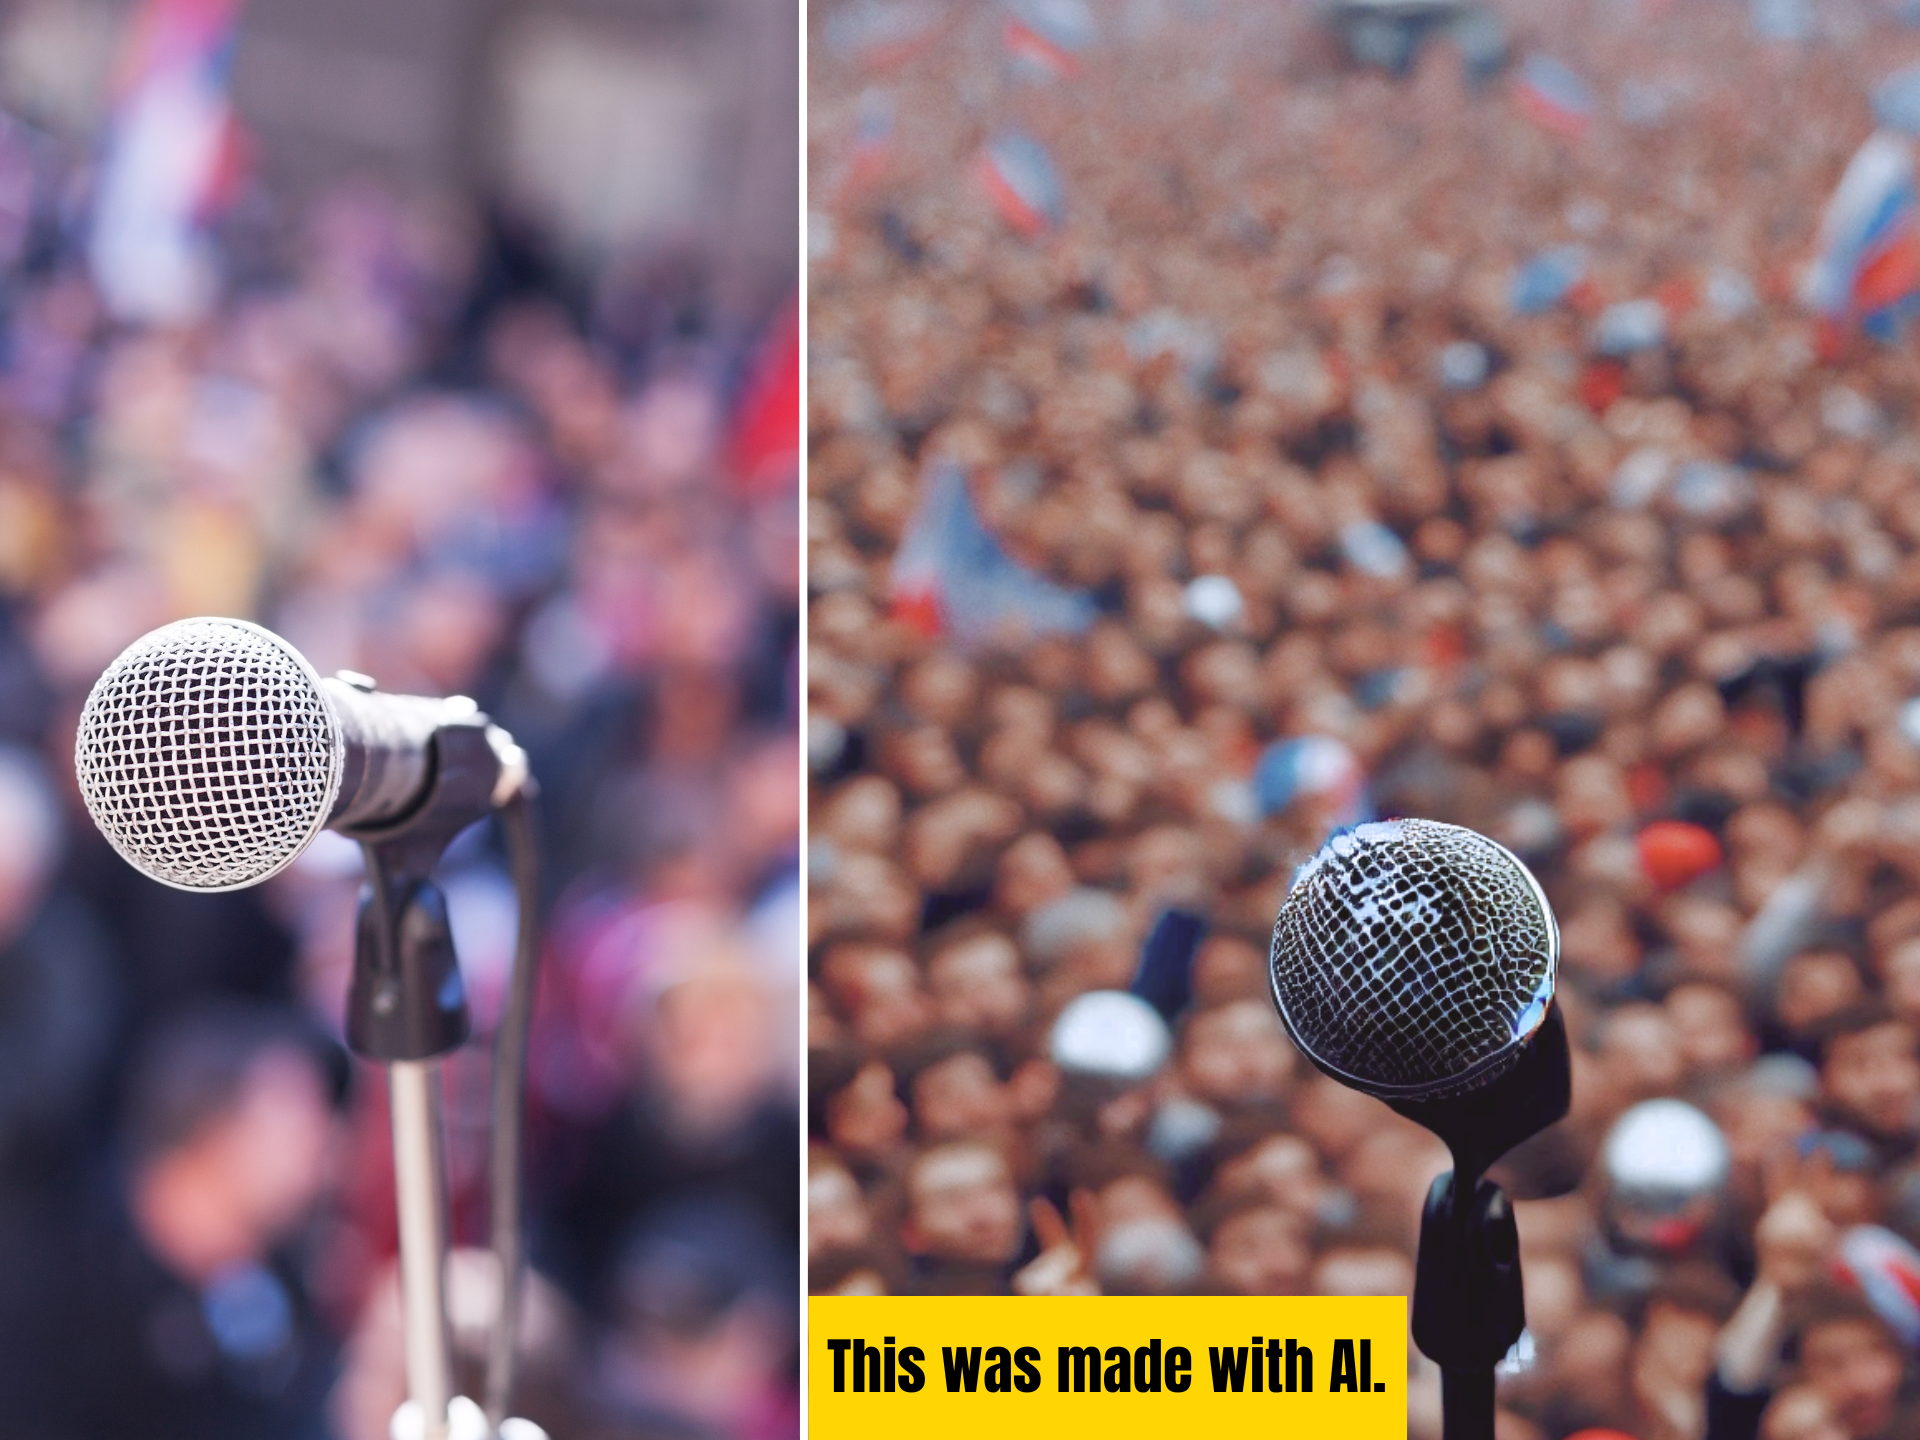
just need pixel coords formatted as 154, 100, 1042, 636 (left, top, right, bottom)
1268, 818, 1560, 1103
73, 616, 521, 893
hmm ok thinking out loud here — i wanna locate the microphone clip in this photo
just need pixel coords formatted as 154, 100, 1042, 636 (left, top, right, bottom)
341, 708, 512, 1064
1412, 1172, 1524, 1372
1394, 1005, 1570, 1440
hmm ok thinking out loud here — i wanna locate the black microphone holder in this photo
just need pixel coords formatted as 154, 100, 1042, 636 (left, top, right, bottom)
342, 712, 501, 1063
1389, 1005, 1572, 1440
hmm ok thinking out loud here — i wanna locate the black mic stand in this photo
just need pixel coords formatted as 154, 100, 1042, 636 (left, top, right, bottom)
1386, 1006, 1572, 1440
335, 689, 547, 1440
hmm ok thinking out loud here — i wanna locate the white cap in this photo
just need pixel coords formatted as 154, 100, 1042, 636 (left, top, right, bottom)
1050, 990, 1171, 1081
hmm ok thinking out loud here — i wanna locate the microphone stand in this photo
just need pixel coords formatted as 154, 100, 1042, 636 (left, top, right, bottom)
337, 690, 546, 1440
1386, 1006, 1572, 1440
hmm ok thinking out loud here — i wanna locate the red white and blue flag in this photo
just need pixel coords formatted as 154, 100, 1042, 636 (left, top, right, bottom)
1003, 0, 1096, 81
890, 464, 1095, 646
978, 130, 1065, 237
1804, 133, 1920, 342
89, 0, 247, 323
824, 0, 945, 70
1836, 1226, 1920, 1348
1513, 54, 1597, 140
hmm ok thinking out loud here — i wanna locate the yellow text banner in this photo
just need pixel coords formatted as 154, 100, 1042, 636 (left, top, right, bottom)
809, 1294, 1408, 1439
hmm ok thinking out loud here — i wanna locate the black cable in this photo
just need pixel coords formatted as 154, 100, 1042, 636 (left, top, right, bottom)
485, 787, 543, 1430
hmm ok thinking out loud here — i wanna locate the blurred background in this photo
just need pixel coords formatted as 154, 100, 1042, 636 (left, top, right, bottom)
809, 2, 1920, 1439
0, 0, 798, 1436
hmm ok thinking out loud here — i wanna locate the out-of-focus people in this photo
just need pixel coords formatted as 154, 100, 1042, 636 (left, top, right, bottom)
0, 1, 799, 1424
50, 1004, 342, 1440
901, 1141, 1027, 1291
595, 1199, 797, 1440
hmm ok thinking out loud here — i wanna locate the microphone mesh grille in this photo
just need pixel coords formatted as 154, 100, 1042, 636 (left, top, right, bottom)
1269, 819, 1557, 1101
73, 618, 342, 892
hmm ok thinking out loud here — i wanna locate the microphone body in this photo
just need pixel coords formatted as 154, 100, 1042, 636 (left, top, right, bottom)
323, 676, 447, 832
74, 617, 524, 892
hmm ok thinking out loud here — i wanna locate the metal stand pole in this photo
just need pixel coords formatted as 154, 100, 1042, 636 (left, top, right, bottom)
391, 1060, 456, 1440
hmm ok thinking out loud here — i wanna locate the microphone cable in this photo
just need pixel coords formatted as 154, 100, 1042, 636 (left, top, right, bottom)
484, 783, 543, 1433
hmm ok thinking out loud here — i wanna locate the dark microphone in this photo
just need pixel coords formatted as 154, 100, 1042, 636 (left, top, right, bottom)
1270, 817, 1559, 1107
73, 616, 526, 892
1270, 818, 1570, 1440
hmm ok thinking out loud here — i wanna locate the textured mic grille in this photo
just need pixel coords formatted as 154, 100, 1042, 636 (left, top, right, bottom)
1269, 819, 1558, 1101
74, 617, 343, 892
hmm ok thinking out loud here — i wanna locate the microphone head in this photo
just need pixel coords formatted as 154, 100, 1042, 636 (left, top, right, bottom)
74, 617, 344, 892
1269, 818, 1559, 1103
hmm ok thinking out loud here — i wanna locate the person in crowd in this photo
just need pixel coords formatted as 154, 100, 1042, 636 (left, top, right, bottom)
899, 1141, 1028, 1292
594, 1199, 798, 1440
40, 1004, 343, 1440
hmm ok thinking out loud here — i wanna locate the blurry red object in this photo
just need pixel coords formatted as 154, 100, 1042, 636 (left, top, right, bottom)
891, 588, 943, 638
1653, 276, 1697, 319
1580, 359, 1627, 413
1422, 625, 1468, 670
1816, 317, 1851, 364
1625, 763, 1669, 814
1855, 229, 1920, 313
731, 294, 798, 495
1638, 820, 1723, 891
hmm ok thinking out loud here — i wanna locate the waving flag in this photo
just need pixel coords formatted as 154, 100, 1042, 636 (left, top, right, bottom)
1514, 54, 1597, 140
978, 130, 1065, 236
1004, 0, 1097, 80
1804, 133, 1920, 342
1835, 1226, 1920, 1348
890, 464, 1095, 646
729, 293, 798, 495
89, 0, 247, 323
824, 0, 945, 70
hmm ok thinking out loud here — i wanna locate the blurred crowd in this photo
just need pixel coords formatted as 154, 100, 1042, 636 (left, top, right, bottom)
0, 85, 799, 1440
808, 2, 1920, 1439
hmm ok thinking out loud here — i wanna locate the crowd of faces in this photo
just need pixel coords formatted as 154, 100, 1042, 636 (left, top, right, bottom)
809, 2, 1920, 1437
